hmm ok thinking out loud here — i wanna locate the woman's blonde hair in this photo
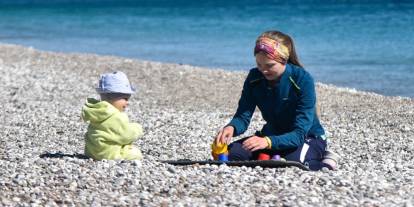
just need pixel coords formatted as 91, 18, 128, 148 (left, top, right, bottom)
257, 31, 304, 68
258, 31, 322, 117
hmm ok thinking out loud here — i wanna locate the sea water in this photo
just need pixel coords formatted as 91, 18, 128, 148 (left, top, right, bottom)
0, 0, 413, 97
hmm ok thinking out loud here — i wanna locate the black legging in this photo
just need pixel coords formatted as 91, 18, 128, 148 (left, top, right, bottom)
228, 136, 332, 171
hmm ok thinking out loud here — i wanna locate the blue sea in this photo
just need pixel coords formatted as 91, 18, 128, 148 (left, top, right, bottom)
1, 0, 413, 97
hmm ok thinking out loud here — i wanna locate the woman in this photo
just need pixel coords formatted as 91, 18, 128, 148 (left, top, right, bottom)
215, 31, 338, 171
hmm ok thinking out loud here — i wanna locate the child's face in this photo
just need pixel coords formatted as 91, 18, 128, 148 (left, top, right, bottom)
108, 94, 131, 112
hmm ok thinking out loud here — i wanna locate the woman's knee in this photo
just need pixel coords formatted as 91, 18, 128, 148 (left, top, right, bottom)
228, 142, 251, 161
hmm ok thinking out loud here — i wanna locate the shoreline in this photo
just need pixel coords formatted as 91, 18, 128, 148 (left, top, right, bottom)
1, 42, 412, 100
1, 43, 413, 206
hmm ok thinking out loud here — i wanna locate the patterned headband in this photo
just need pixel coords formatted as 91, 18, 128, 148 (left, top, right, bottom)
254, 37, 289, 64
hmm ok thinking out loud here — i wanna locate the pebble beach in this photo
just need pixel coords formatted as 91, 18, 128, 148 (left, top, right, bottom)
1, 43, 413, 206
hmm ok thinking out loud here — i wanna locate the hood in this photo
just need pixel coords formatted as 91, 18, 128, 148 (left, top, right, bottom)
82, 98, 119, 123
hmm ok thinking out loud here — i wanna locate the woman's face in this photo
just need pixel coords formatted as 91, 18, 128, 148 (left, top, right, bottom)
255, 52, 286, 81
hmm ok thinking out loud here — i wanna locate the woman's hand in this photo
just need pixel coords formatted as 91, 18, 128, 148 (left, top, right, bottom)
242, 136, 269, 151
215, 126, 234, 144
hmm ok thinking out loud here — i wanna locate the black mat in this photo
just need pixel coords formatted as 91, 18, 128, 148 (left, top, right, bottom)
161, 159, 309, 171
39, 152, 89, 159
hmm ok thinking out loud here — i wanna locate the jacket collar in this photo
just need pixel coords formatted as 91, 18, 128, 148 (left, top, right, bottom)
278, 64, 293, 99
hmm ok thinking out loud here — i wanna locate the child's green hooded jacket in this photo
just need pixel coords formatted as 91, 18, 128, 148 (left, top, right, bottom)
82, 98, 143, 160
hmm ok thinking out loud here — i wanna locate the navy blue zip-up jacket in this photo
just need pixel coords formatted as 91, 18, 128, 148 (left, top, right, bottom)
228, 64, 325, 151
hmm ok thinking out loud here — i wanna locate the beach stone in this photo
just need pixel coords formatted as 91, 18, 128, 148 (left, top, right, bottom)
0, 44, 413, 206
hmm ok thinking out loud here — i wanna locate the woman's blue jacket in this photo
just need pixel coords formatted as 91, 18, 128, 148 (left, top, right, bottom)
228, 64, 325, 150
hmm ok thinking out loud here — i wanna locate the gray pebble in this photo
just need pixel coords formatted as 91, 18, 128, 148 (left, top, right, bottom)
1, 44, 413, 206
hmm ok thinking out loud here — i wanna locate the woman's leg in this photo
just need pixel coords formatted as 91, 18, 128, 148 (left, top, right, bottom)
228, 137, 252, 161
283, 137, 332, 171
228, 137, 273, 161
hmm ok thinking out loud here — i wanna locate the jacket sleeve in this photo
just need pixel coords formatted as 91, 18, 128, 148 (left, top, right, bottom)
227, 72, 257, 136
104, 113, 144, 145
269, 74, 316, 150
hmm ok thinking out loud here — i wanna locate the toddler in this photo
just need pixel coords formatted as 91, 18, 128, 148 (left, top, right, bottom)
82, 71, 143, 160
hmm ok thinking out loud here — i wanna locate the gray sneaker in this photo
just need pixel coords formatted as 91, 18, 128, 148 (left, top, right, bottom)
322, 150, 339, 170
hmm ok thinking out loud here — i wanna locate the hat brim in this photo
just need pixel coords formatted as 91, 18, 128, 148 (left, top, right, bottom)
95, 87, 136, 94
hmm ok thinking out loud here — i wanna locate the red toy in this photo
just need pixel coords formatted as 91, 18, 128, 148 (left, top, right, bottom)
258, 153, 271, 160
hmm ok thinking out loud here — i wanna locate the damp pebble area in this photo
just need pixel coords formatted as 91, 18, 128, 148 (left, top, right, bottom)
1, 44, 413, 206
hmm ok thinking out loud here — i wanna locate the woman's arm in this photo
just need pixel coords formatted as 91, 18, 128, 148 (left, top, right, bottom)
227, 71, 258, 137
